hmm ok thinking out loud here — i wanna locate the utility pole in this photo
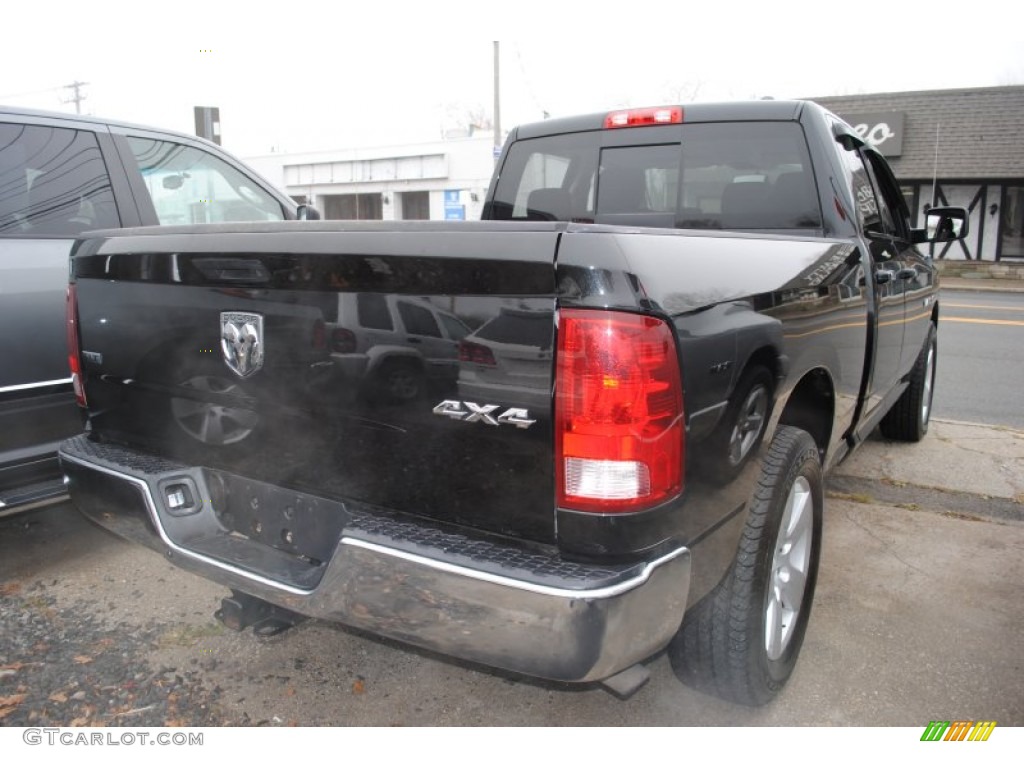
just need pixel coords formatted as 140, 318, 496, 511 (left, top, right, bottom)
62, 81, 89, 114
493, 42, 501, 164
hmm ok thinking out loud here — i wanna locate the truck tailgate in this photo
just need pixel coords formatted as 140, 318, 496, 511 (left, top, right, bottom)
70, 223, 561, 546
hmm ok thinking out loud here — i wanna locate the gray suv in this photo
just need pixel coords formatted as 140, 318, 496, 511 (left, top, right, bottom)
0, 105, 315, 515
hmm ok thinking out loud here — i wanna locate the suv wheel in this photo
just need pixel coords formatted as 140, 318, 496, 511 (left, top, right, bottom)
377, 360, 424, 402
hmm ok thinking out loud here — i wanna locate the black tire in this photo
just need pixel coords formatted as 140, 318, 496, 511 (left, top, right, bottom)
880, 322, 936, 442
374, 359, 424, 402
698, 365, 773, 485
669, 425, 823, 706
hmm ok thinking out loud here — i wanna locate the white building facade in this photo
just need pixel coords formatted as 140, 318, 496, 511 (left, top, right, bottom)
244, 133, 497, 223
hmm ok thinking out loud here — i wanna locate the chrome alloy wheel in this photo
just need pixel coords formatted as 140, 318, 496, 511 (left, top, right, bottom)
765, 475, 813, 661
921, 342, 935, 425
728, 385, 769, 465
171, 375, 258, 446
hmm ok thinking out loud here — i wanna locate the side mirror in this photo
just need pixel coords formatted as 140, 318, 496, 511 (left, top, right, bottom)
912, 206, 968, 244
297, 204, 321, 221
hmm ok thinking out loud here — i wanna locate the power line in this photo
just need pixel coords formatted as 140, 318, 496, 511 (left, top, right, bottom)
0, 85, 63, 101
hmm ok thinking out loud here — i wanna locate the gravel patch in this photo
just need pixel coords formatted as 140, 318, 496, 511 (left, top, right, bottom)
0, 580, 227, 727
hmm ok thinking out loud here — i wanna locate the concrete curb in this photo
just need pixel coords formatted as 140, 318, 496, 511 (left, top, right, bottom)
831, 419, 1024, 521
940, 277, 1024, 293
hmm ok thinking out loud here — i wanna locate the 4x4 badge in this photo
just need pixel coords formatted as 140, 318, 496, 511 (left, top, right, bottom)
221, 312, 264, 378
433, 400, 536, 429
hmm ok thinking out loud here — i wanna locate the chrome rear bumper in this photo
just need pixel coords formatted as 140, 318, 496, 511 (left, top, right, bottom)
60, 435, 691, 683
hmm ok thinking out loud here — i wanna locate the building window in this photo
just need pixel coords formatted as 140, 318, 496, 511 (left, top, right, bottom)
401, 191, 430, 220
323, 193, 382, 220
1001, 187, 1024, 259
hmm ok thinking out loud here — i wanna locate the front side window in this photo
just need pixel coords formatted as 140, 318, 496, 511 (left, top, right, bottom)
127, 136, 284, 225
836, 142, 882, 233
397, 301, 441, 337
862, 150, 910, 240
0, 122, 119, 236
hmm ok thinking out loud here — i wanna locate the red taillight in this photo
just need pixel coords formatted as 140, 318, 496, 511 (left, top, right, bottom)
555, 309, 684, 513
329, 327, 356, 354
459, 340, 497, 366
66, 284, 87, 408
603, 106, 683, 129
312, 319, 327, 350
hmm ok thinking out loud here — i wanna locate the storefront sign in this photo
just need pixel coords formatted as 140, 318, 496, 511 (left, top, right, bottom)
444, 189, 465, 220
843, 112, 905, 156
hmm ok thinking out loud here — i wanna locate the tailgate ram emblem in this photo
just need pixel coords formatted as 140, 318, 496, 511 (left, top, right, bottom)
221, 311, 264, 378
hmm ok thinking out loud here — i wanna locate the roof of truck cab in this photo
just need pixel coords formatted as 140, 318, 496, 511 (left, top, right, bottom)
512, 100, 813, 140
0, 104, 221, 150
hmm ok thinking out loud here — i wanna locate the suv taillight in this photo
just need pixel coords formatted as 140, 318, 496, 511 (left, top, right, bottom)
330, 327, 357, 354
66, 284, 87, 408
458, 340, 497, 366
555, 309, 684, 513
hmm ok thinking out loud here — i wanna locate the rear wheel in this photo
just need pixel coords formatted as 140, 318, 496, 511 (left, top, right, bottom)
880, 322, 936, 442
669, 425, 823, 706
374, 359, 424, 402
171, 375, 259, 446
698, 365, 773, 484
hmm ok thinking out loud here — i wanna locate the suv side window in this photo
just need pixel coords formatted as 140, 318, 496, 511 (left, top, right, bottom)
0, 123, 120, 236
357, 293, 394, 331
397, 301, 441, 338
438, 312, 470, 340
126, 137, 284, 225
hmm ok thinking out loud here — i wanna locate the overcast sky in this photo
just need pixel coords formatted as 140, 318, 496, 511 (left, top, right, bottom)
3, 1, 1023, 158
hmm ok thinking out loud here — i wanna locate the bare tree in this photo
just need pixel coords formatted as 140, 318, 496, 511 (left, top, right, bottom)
661, 80, 704, 104
440, 102, 492, 138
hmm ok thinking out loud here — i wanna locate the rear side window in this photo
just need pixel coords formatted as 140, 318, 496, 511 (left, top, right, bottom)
490, 121, 821, 231
0, 122, 120, 236
356, 293, 393, 330
126, 136, 284, 225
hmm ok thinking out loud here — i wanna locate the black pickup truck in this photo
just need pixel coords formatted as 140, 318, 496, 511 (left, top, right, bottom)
60, 100, 966, 705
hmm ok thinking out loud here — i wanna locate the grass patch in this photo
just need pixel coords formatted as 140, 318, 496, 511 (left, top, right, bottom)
826, 491, 874, 504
